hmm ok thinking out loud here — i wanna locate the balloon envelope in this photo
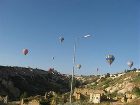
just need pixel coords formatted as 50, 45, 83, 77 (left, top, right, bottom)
127, 61, 133, 68
84, 34, 91, 38
76, 64, 81, 69
52, 57, 54, 60
22, 49, 28, 55
59, 37, 64, 43
106, 55, 115, 65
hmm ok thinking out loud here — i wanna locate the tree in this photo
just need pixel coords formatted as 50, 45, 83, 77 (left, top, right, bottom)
20, 92, 28, 99
106, 73, 110, 77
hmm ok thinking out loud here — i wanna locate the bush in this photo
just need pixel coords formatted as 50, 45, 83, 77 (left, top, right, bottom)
104, 84, 109, 89
40, 100, 50, 105
20, 92, 28, 99
133, 76, 140, 83
132, 87, 140, 97
111, 91, 117, 98
102, 79, 112, 88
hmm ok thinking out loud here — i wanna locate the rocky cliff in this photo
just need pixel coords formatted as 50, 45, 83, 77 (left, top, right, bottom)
0, 66, 70, 100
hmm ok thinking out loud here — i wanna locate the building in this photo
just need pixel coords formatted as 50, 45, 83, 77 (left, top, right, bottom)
73, 88, 105, 103
89, 93, 101, 103
74, 92, 81, 100
73, 88, 95, 97
89, 90, 105, 103
136, 70, 140, 72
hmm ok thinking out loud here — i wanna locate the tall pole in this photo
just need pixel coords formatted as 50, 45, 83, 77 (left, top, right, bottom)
69, 35, 92, 103
70, 40, 76, 103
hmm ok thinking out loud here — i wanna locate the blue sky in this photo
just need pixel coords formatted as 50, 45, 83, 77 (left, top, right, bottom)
0, 0, 139, 75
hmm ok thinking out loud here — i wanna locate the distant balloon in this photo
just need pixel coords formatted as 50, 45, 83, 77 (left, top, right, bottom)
106, 55, 115, 66
83, 34, 91, 38
97, 68, 99, 72
22, 49, 28, 55
76, 64, 81, 69
52, 57, 55, 60
127, 61, 133, 69
59, 36, 64, 43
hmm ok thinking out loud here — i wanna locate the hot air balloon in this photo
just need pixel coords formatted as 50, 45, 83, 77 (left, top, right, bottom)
76, 64, 81, 69
52, 57, 55, 60
83, 34, 91, 38
59, 36, 64, 43
106, 55, 115, 66
22, 49, 29, 55
127, 61, 133, 69
96, 68, 99, 76
97, 68, 99, 72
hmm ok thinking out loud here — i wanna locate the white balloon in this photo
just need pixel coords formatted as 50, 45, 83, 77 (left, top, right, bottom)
127, 61, 133, 68
76, 64, 81, 69
83, 35, 91, 38
59, 36, 64, 43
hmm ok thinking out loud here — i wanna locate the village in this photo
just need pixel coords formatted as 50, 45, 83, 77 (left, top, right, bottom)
0, 68, 140, 105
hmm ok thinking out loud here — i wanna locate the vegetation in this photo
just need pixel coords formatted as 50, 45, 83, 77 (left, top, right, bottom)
20, 91, 28, 99
40, 100, 50, 105
132, 87, 140, 97
1, 66, 140, 104
0, 66, 70, 100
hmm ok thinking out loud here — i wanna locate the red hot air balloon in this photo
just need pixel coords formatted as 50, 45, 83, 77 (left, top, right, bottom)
22, 49, 29, 55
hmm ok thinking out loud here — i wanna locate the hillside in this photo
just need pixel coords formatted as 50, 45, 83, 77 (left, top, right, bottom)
74, 69, 140, 104
0, 66, 70, 100
1, 66, 140, 104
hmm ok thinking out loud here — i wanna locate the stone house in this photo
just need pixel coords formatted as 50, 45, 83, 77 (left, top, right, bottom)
136, 70, 140, 72
89, 90, 105, 103
100, 75, 106, 79
117, 73, 125, 77
73, 88, 94, 97
89, 93, 100, 103
74, 92, 81, 100
73, 88, 105, 103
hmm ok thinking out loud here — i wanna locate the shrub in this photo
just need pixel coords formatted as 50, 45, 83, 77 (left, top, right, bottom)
132, 87, 140, 97
20, 92, 28, 99
40, 100, 50, 105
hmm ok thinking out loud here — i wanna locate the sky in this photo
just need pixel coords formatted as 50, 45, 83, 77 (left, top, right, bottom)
0, 0, 140, 75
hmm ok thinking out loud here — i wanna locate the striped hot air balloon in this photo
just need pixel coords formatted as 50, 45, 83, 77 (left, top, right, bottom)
106, 55, 115, 66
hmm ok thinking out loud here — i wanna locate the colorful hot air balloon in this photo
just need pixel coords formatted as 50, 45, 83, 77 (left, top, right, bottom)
76, 64, 81, 69
22, 49, 29, 55
106, 55, 115, 66
59, 36, 64, 43
127, 61, 133, 69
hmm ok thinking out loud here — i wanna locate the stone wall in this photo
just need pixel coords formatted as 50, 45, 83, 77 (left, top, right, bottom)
20, 99, 40, 105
